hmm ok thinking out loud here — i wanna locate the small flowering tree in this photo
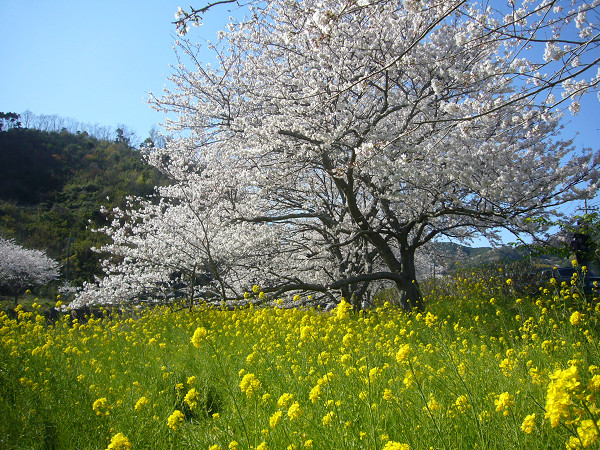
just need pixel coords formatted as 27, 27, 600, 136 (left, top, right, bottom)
0, 238, 59, 304
74, 184, 282, 308
78, 0, 600, 310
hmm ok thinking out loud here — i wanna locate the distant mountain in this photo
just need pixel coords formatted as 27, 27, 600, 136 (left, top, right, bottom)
417, 241, 569, 279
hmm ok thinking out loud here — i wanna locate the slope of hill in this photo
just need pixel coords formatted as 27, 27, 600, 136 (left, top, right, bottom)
418, 241, 569, 280
0, 126, 167, 286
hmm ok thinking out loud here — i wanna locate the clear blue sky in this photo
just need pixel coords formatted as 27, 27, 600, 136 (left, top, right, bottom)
0, 0, 236, 140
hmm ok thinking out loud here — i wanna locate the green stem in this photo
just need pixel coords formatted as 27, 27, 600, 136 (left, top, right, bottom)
203, 339, 251, 447
407, 358, 448, 450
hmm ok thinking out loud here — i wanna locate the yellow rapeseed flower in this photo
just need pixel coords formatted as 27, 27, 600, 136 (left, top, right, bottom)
424, 312, 437, 327
287, 402, 301, 420
239, 373, 261, 397
333, 298, 352, 320
270, 410, 283, 428
300, 325, 313, 340
381, 442, 410, 450
322, 411, 335, 426
369, 366, 382, 382
570, 311, 583, 326
342, 332, 353, 346
494, 392, 514, 416
277, 392, 294, 409
309, 384, 322, 403
426, 393, 440, 412
545, 366, 580, 428
383, 388, 395, 401
588, 374, 600, 392
454, 395, 468, 413
395, 344, 410, 362
317, 372, 334, 386
93, 397, 109, 416
167, 409, 184, 430
190, 327, 208, 347
134, 396, 149, 411
106, 432, 132, 450
520, 413, 536, 434
572, 419, 599, 448
184, 388, 200, 409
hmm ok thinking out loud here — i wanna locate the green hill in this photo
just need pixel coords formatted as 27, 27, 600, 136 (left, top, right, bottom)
0, 124, 167, 286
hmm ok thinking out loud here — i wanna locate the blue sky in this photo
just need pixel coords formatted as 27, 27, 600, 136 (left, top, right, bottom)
0, 1, 236, 140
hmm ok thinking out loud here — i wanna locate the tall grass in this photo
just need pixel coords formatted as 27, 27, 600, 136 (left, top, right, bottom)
1, 265, 599, 449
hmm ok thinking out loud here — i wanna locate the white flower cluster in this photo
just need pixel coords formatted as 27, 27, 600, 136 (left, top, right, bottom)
0, 238, 59, 296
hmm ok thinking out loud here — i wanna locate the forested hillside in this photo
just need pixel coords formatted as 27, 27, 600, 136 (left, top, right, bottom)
0, 123, 167, 287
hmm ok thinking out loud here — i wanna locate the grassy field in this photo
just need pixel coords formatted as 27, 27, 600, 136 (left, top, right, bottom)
1, 265, 599, 449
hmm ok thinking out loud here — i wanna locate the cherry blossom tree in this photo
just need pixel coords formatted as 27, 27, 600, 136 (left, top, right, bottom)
77, 0, 600, 310
0, 238, 59, 305
75, 176, 283, 308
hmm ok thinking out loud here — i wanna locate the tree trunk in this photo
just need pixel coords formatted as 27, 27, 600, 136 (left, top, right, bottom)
340, 285, 351, 305
349, 282, 369, 310
396, 280, 423, 311
328, 161, 423, 311
188, 266, 196, 312
395, 249, 423, 312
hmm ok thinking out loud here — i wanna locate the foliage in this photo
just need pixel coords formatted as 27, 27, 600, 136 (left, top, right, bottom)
17, 110, 136, 143
521, 213, 600, 271
0, 238, 59, 302
2, 273, 600, 449
0, 124, 167, 285
0, 112, 21, 131
81, 0, 600, 311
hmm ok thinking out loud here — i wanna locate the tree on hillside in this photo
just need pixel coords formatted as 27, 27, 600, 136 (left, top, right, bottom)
0, 112, 21, 131
0, 238, 59, 304
522, 211, 600, 271
18, 111, 115, 142
76, 0, 600, 311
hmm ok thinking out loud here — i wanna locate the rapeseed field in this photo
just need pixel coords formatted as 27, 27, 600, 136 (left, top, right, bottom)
1, 266, 599, 449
